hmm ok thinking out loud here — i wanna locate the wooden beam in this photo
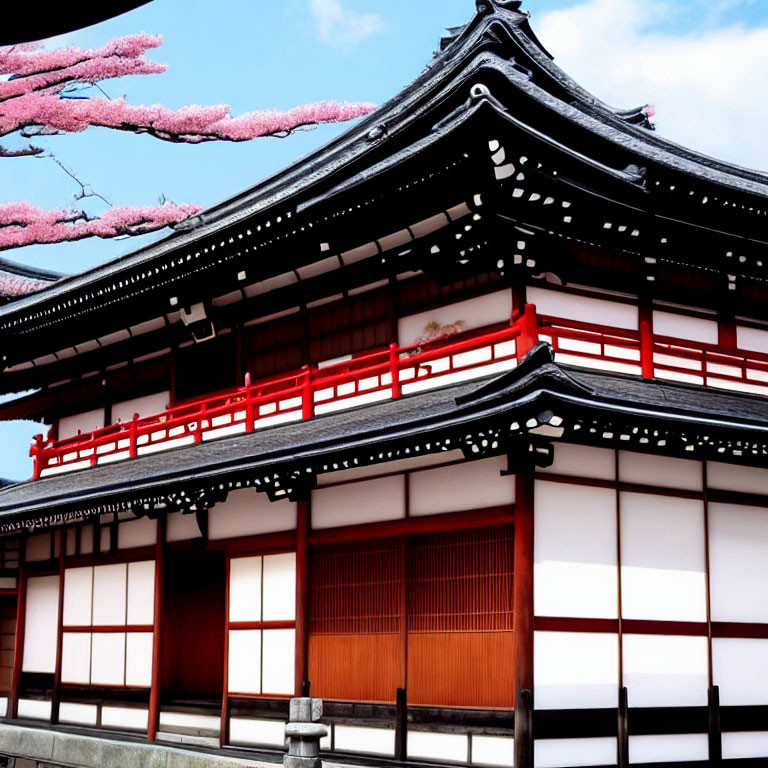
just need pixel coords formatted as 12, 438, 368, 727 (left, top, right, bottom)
220, 553, 231, 748
295, 500, 310, 697
147, 515, 166, 742
513, 473, 534, 768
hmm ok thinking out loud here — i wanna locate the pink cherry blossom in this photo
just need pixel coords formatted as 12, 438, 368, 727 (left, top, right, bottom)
0, 201, 202, 252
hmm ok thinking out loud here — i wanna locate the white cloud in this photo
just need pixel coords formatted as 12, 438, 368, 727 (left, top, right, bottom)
310, 0, 383, 47
535, 0, 768, 171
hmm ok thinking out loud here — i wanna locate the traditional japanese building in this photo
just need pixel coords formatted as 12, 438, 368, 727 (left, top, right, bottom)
1, 1, 768, 766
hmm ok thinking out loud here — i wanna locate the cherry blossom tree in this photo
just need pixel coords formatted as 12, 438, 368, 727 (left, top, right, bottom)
0, 32, 375, 293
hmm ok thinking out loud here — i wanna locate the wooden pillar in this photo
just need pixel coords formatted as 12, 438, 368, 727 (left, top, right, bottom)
639, 303, 654, 379
147, 514, 166, 742
295, 499, 310, 696
220, 553, 231, 748
51, 538, 65, 724
513, 473, 534, 768
9, 559, 26, 719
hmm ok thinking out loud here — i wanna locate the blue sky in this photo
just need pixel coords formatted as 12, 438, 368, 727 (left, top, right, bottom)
2, 0, 768, 479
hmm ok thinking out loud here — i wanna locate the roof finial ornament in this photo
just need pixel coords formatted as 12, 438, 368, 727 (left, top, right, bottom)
477, 0, 524, 13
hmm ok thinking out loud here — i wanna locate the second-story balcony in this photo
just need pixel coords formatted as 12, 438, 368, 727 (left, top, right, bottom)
29, 302, 768, 480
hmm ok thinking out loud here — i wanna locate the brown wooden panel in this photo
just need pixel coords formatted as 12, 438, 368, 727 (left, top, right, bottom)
161, 550, 225, 698
308, 633, 400, 703
0, 595, 16, 696
407, 631, 514, 708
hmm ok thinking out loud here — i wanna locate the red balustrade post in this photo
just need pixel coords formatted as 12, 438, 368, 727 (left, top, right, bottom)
29, 434, 43, 479
245, 386, 254, 433
129, 413, 139, 458
389, 342, 401, 399
195, 404, 205, 443
516, 303, 539, 361
639, 305, 654, 379
302, 365, 313, 419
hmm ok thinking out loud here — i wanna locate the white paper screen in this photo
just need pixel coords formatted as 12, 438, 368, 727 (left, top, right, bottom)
22, 575, 60, 673
229, 556, 262, 622
63, 567, 92, 626
620, 493, 706, 622
261, 628, 295, 695
623, 634, 708, 707
713, 638, 768, 705
534, 481, 617, 618
534, 631, 618, 709
92, 563, 127, 625
228, 629, 261, 693
262, 553, 296, 622
127, 561, 155, 625
709, 502, 768, 622
91, 632, 126, 685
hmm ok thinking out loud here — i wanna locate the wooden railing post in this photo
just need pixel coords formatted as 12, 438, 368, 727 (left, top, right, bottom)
129, 413, 139, 457
389, 343, 401, 399
516, 304, 539, 361
194, 404, 204, 443
639, 305, 654, 379
302, 365, 313, 419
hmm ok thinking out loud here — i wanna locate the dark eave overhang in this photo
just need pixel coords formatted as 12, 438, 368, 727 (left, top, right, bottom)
4, 345, 768, 532
5, 0, 768, 379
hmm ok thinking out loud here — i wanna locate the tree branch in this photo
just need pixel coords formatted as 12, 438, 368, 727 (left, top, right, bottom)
0, 143, 44, 157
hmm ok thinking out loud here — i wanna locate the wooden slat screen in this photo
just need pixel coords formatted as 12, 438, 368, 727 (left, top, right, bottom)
309, 539, 400, 702
407, 525, 514, 708
308, 526, 514, 708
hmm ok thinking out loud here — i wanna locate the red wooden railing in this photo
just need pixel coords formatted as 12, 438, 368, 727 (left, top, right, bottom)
29, 302, 768, 479
30, 306, 534, 478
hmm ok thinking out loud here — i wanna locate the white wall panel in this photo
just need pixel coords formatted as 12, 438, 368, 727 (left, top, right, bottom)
229, 717, 286, 747
534, 481, 617, 618
408, 731, 468, 762
127, 561, 155, 625
629, 733, 708, 764
335, 725, 395, 756
262, 553, 296, 622
208, 489, 296, 540
713, 638, 768, 706
80, 525, 94, 555
722, 731, 768, 759
707, 461, 768, 494
623, 634, 708, 707
737, 325, 768, 354
312, 475, 405, 529
100, 706, 148, 731
539, 443, 615, 481
99, 526, 111, 553
528, 286, 638, 330
63, 567, 92, 626
59, 702, 97, 726
58, 408, 105, 440
471, 735, 514, 767
125, 632, 153, 686
709, 502, 768, 622
61, 633, 91, 684
228, 630, 261, 693
92, 563, 127, 625
620, 494, 706, 622
229, 556, 262, 622
25, 532, 51, 562
262, 629, 295, 695
409, 456, 514, 517
111, 391, 169, 424
618, 451, 702, 491
91, 632, 126, 685
66, 529, 76, 557
166, 511, 201, 542
534, 737, 617, 768
653, 310, 718, 344
534, 631, 618, 709
398, 289, 512, 347
17, 699, 52, 720
22, 575, 60, 673
117, 517, 157, 550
